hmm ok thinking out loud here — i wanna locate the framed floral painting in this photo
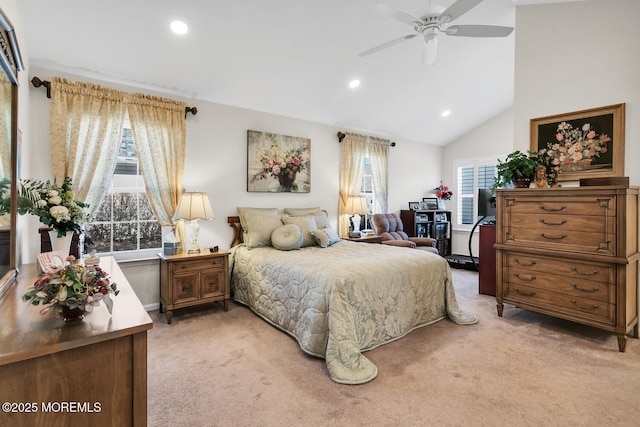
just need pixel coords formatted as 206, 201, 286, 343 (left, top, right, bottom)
247, 130, 311, 192
530, 103, 625, 182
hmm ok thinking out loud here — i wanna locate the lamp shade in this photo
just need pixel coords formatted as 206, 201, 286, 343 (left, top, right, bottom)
344, 195, 368, 215
173, 192, 214, 221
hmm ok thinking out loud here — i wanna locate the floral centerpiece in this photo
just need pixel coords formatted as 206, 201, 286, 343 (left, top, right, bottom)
18, 176, 89, 237
537, 121, 610, 172
434, 181, 453, 200
250, 143, 309, 192
22, 258, 119, 319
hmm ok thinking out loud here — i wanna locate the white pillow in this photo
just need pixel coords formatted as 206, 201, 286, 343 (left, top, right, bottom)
282, 215, 317, 247
271, 224, 303, 250
243, 214, 283, 249
311, 227, 341, 248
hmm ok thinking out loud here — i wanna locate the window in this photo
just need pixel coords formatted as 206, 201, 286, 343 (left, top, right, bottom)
455, 158, 497, 227
83, 126, 162, 258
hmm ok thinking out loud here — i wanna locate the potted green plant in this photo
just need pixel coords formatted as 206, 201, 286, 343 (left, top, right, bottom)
493, 150, 539, 191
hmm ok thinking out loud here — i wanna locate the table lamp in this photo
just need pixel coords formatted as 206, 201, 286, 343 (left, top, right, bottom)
345, 195, 368, 237
173, 192, 214, 253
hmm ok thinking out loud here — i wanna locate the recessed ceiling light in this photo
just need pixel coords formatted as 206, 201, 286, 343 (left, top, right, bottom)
170, 20, 188, 35
441, 110, 451, 117
349, 79, 361, 89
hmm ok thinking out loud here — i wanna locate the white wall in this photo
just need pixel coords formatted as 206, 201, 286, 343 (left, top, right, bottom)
513, 0, 640, 185
444, 107, 514, 255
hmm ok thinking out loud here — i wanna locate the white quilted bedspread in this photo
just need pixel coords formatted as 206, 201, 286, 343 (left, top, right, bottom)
230, 240, 477, 384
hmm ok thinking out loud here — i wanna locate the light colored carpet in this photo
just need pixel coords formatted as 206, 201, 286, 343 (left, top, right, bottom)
147, 269, 640, 427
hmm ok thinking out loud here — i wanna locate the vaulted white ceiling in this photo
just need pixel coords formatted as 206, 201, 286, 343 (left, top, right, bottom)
20, 0, 534, 145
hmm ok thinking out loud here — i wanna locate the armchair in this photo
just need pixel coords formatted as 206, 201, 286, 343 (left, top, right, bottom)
371, 213, 439, 254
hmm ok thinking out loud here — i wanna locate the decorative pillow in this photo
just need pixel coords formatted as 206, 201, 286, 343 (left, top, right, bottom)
282, 215, 318, 247
237, 207, 279, 243
243, 214, 283, 249
284, 207, 322, 216
271, 224, 303, 251
311, 227, 341, 248
284, 207, 331, 229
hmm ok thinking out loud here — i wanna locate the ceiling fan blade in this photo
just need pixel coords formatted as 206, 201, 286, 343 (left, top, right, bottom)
376, 3, 422, 26
358, 34, 418, 57
439, 0, 484, 24
421, 38, 438, 67
445, 25, 514, 37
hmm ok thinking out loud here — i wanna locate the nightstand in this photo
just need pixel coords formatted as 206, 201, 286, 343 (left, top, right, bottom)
343, 235, 383, 244
158, 250, 230, 324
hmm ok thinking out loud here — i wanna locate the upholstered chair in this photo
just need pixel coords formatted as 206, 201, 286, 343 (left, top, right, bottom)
372, 213, 439, 254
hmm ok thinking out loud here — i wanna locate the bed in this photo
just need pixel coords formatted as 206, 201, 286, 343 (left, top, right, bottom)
228, 208, 477, 384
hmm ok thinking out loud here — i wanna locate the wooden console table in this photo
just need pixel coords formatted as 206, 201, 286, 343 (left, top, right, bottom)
0, 257, 153, 426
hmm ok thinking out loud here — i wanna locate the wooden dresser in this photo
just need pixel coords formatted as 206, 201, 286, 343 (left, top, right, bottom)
495, 186, 639, 352
0, 257, 153, 426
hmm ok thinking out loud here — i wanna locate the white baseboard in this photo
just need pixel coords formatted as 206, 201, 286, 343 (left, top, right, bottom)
144, 303, 160, 312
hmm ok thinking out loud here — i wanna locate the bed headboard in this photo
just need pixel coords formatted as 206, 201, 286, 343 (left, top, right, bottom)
228, 216, 243, 247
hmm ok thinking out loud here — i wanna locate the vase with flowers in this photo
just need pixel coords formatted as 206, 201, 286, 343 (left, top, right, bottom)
22, 258, 119, 321
250, 141, 310, 192
433, 181, 453, 210
18, 177, 89, 255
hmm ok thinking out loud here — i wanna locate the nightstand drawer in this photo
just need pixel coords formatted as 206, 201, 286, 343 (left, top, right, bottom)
172, 257, 225, 273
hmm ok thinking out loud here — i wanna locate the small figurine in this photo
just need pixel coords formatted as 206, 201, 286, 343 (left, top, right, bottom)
534, 165, 549, 188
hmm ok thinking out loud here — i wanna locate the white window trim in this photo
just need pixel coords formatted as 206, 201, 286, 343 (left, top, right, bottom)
453, 156, 498, 232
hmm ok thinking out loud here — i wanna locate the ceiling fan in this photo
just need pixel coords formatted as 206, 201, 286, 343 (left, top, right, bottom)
359, 0, 514, 66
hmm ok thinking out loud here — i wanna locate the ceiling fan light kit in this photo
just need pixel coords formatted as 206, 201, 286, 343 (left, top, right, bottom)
359, 0, 514, 66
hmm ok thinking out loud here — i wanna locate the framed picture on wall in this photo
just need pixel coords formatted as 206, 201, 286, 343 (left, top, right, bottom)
247, 130, 311, 192
530, 103, 625, 182
422, 197, 438, 211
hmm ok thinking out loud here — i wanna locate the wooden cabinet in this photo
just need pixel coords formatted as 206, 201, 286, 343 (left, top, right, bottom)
400, 209, 452, 256
158, 250, 230, 324
479, 224, 496, 296
0, 257, 152, 427
495, 186, 639, 352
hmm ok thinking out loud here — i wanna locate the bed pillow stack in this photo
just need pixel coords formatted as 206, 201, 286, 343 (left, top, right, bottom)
237, 207, 340, 250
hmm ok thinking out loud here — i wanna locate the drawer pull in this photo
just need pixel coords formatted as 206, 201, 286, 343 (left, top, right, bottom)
513, 258, 536, 267
539, 218, 567, 226
209, 280, 217, 287
182, 285, 191, 291
571, 300, 599, 310
570, 283, 600, 293
514, 273, 536, 281
539, 204, 566, 211
515, 288, 536, 297
570, 267, 598, 276
540, 233, 566, 240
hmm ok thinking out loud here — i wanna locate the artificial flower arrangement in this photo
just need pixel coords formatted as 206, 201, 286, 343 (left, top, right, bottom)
18, 176, 89, 237
250, 141, 310, 189
434, 181, 453, 200
537, 121, 610, 169
22, 257, 119, 317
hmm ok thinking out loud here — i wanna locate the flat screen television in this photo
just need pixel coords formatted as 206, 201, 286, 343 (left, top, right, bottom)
478, 188, 496, 217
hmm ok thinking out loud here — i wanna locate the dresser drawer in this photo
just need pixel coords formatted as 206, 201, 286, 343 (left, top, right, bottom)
506, 253, 612, 284
501, 195, 615, 216
172, 257, 225, 273
504, 227, 614, 255
504, 283, 614, 324
504, 267, 613, 303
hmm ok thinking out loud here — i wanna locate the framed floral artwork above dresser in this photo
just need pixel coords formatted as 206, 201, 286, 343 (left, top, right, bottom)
531, 103, 625, 182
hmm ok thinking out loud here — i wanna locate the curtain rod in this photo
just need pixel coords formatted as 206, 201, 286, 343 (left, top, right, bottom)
337, 131, 396, 147
30, 76, 198, 118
